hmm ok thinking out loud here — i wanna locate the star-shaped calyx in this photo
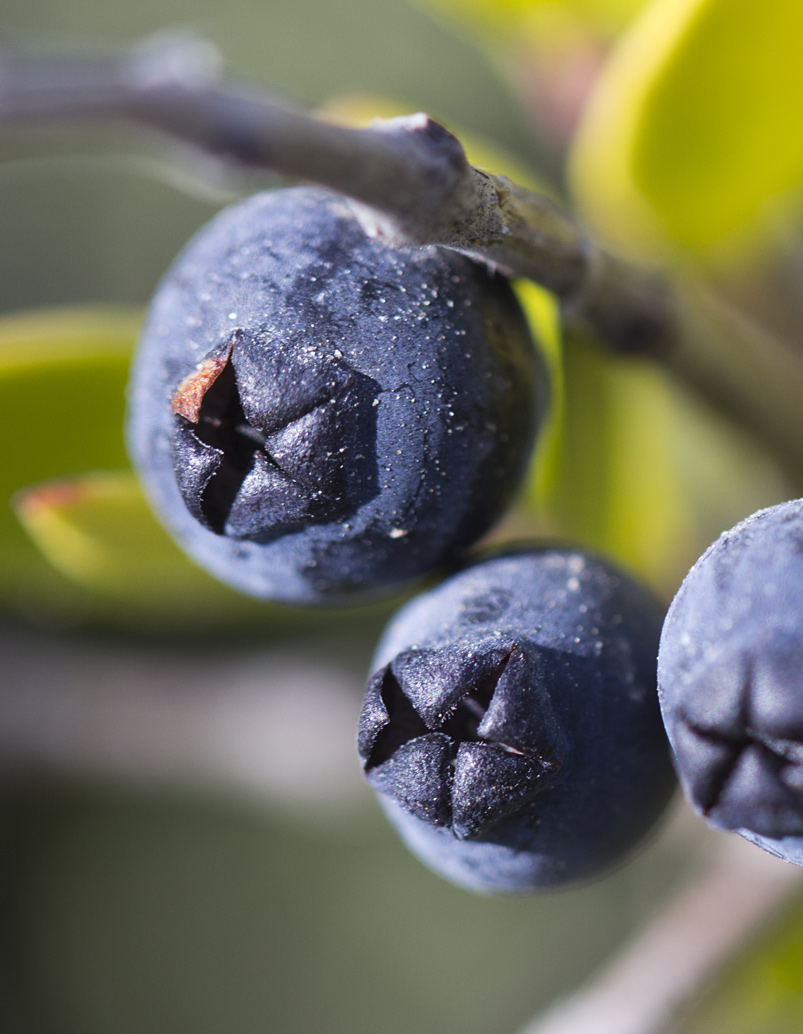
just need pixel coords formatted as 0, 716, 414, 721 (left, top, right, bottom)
358, 643, 562, 840
170, 328, 379, 540
669, 633, 803, 837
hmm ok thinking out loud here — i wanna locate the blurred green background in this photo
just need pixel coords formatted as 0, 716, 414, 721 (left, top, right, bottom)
0, 615, 703, 1034
3, 0, 803, 1031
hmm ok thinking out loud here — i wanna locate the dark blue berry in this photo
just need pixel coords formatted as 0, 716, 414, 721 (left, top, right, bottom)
358, 547, 675, 893
659, 499, 803, 864
127, 187, 547, 604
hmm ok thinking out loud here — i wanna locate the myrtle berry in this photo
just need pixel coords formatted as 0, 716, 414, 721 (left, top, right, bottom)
358, 547, 675, 893
659, 499, 803, 864
127, 187, 547, 604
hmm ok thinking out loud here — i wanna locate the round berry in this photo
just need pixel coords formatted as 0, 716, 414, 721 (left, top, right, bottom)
127, 187, 547, 604
358, 547, 675, 892
659, 499, 803, 864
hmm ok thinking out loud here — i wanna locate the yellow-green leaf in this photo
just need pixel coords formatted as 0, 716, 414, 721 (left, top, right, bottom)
514, 279, 564, 502
523, 324, 793, 597
13, 471, 293, 630
508, 282, 696, 594
570, 0, 803, 257
0, 307, 139, 599
415, 0, 646, 44
528, 331, 697, 592
14, 470, 397, 632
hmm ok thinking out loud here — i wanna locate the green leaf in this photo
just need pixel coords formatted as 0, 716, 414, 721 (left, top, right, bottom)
13, 470, 288, 628
14, 470, 396, 633
520, 308, 793, 595
516, 284, 697, 593
570, 0, 803, 257
0, 307, 139, 599
528, 331, 697, 591
676, 887, 803, 1034
514, 279, 564, 503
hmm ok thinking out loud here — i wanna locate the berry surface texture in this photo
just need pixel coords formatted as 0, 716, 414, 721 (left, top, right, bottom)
659, 499, 803, 865
128, 186, 547, 604
358, 547, 676, 893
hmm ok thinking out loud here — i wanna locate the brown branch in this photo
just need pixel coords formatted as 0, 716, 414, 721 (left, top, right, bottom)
3, 33, 803, 470
0, 32, 679, 350
520, 829, 803, 1034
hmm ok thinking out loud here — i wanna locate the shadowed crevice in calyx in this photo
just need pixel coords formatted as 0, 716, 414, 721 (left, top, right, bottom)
170, 328, 380, 540
675, 640, 803, 838
358, 644, 561, 839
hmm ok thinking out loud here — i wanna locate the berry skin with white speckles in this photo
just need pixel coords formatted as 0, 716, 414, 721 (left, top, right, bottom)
659, 498, 803, 864
358, 546, 675, 893
128, 187, 548, 604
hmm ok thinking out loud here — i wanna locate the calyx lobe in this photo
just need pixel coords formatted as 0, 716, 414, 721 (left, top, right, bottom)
673, 639, 803, 837
170, 328, 379, 540
359, 644, 560, 839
